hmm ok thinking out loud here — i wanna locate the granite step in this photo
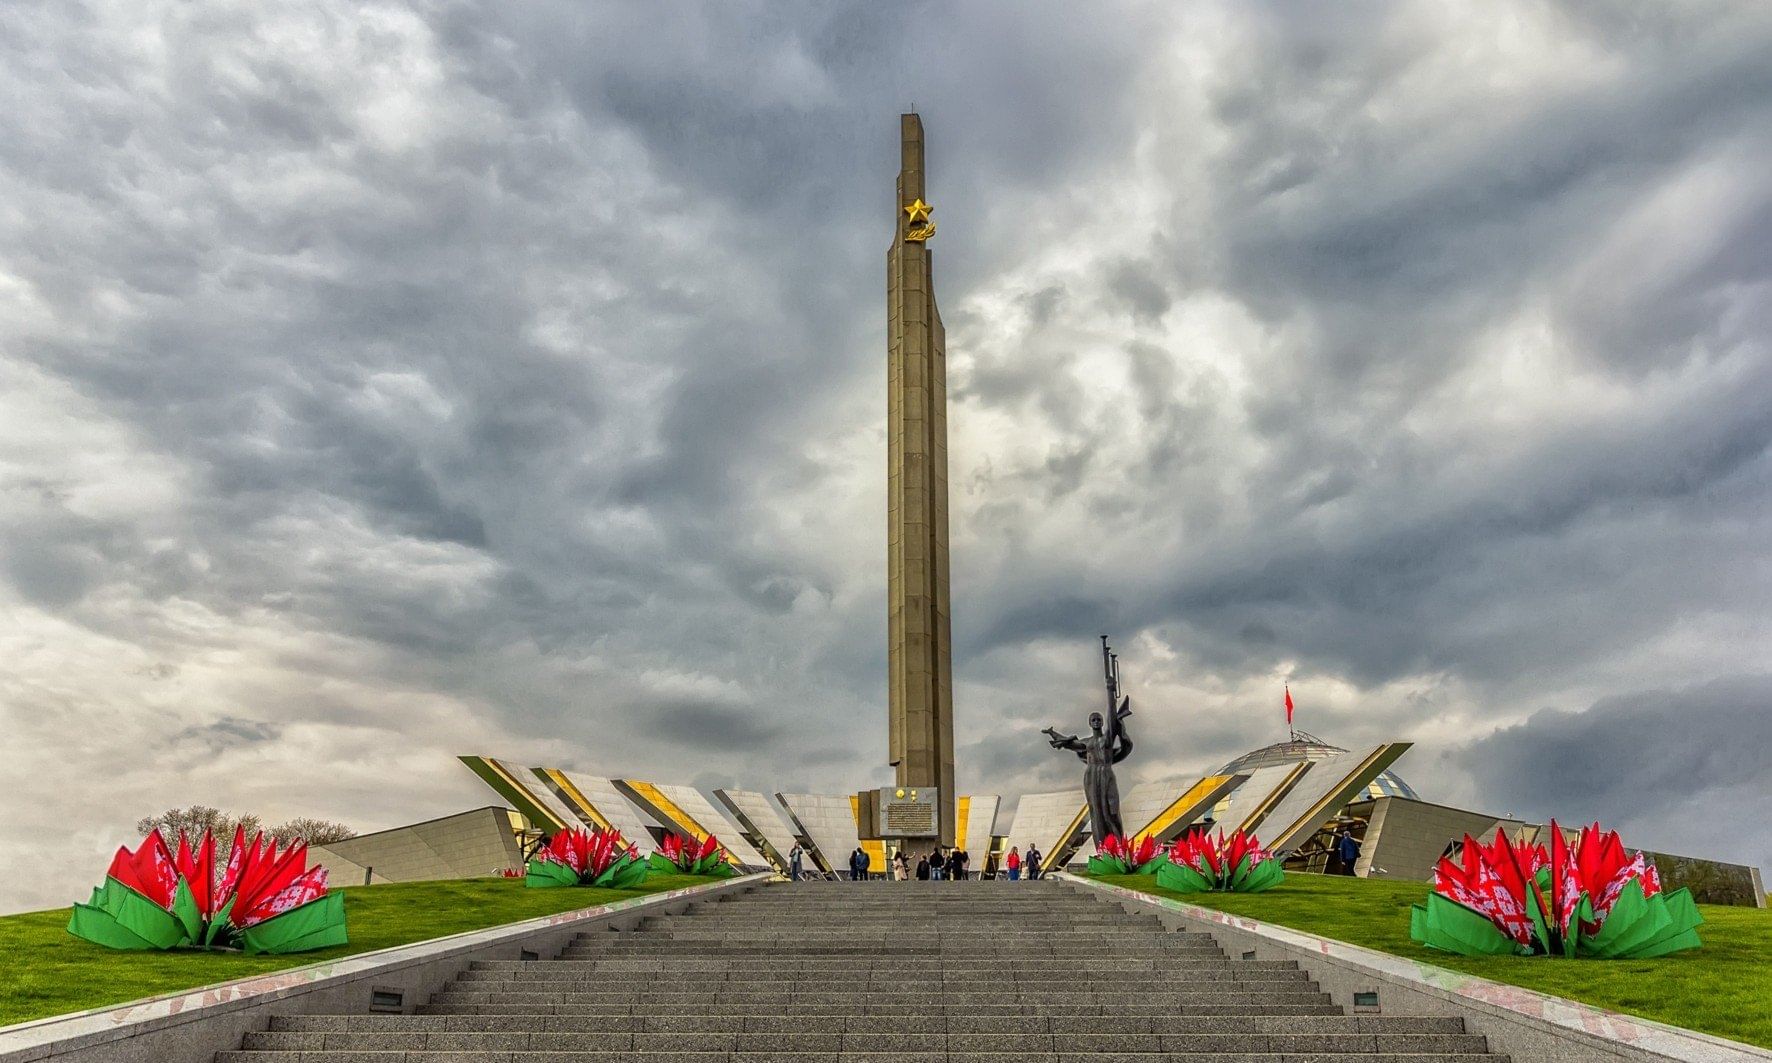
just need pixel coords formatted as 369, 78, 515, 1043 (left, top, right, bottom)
269, 1016, 1473, 1035
239, 1030, 1493, 1053
422, 994, 1341, 1009
416, 1003, 1353, 1017
525, 952, 1249, 967
462, 968, 1301, 981
220, 1054, 1505, 1063
460, 966, 1308, 980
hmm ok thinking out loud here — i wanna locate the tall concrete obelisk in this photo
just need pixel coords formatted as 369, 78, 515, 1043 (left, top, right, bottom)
887, 113, 956, 846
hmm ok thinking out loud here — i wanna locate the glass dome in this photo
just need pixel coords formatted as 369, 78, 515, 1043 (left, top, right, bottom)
1216, 732, 1418, 802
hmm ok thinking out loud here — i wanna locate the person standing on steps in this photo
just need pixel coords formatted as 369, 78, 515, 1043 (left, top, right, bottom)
928, 847, 945, 881
894, 850, 910, 881
915, 855, 930, 880
955, 848, 969, 881
848, 847, 868, 881
788, 844, 804, 881
1025, 844, 1042, 881
1005, 845, 1021, 882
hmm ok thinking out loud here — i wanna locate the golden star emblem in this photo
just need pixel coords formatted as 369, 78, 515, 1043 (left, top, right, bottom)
903, 198, 933, 223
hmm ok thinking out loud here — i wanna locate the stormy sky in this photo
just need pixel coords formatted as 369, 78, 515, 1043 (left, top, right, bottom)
3, 1, 1771, 913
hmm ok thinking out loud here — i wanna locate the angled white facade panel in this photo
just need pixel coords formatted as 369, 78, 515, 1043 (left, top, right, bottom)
485, 757, 586, 833
1212, 763, 1308, 838
542, 769, 660, 846
960, 794, 1000, 855
1260, 744, 1409, 855
776, 792, 863, 875
651, 782, 773, 870
1002, 789, 1086, 868
714, 788, 801, 869
1120, 777, 1192, 840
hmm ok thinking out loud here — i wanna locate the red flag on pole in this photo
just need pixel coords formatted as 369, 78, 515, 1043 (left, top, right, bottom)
1284, 684, 1295, 729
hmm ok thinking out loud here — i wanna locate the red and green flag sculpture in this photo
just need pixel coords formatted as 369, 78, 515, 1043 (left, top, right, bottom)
68, 827, 346, 954
525, 827, 650, 889
1086, 834, 1165, 875
648, 833, 738, 877
1156, 828, 1285, 893
1410, 821, 1702, 958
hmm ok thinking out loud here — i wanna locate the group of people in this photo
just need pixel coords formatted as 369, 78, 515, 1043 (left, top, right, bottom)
909, 845, 971, 879
784, 841, 1046, 881
1001, 843, 1040, 880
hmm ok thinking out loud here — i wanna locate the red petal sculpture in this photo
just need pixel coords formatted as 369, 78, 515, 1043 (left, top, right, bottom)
70, 828, 346, 954
648, 832, 737, 876
527, 828, 651, 888
1157, 828, 1285, 892
1085, 833, 1165, 875
1411, 821, 1702, 958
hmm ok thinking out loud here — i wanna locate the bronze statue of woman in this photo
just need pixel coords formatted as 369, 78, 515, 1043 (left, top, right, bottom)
1043, 700, 1133, 844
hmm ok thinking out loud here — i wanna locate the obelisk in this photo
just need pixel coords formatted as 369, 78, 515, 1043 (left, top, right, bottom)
887, 113, 956, 846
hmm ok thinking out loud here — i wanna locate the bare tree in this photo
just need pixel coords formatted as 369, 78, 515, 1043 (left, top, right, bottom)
135, 805, 263, 842
134, 807, 352, 847
269, 818, 356, 846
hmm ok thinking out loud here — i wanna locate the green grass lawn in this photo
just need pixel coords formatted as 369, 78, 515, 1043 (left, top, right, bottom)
0, 873, 705, 1028
1093, 871, 1772, 1050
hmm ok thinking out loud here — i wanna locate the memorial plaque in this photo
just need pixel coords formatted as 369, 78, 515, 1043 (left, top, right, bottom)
878, 787, 940, 838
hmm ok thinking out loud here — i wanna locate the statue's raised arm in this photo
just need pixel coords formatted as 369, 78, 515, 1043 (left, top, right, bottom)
1110, 696, 1134, 763
1111, 722, 1133, 763
1042, 726, 1088, 760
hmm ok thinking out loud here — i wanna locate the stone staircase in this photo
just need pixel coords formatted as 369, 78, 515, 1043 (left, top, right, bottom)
218, 879, 1507, 1061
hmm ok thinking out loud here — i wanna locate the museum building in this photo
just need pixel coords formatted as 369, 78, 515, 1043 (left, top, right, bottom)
302, 744, 1764, 909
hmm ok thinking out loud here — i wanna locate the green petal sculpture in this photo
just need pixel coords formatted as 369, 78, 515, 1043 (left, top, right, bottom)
1410, 821, 1701, 958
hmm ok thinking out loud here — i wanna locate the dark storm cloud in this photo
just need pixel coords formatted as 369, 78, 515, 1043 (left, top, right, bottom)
3, 0, 1772, 912
1450, 676, 1772, 869
1456, 676, 1772, 825
174, 717, 284, 752
650, 702, 785, 752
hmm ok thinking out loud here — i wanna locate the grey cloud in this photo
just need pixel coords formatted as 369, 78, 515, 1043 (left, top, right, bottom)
3, 538, 99, 608
651, 703, 785, 753
1108, 263, 1172, 324
173, 717, 283, 752
1453, 676, 1772, 866
1456, 677, 1772, 821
